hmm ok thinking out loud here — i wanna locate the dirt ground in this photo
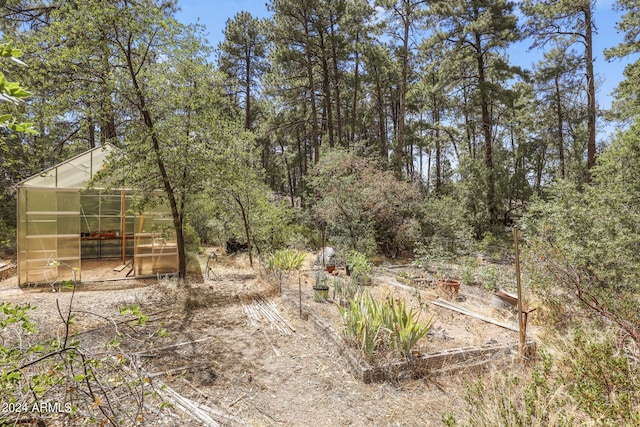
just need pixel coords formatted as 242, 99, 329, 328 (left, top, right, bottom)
0, 252, 530, 426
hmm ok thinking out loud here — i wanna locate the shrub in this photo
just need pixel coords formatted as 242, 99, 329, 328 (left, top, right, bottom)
0, 268, 164, 425
307, 149, 422, 257
522, 124, 640, 345
448, 330, 640, 426
346, 250, 372, 285
264, 248, 306, 293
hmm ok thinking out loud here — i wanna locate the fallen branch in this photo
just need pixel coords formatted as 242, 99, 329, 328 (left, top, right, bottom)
136, 336, 214, 356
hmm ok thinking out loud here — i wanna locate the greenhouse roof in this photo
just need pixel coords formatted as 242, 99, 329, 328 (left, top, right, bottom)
18, 144, 115, 189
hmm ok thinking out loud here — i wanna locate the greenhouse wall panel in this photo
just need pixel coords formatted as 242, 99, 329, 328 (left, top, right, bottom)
17, 145, 177, 285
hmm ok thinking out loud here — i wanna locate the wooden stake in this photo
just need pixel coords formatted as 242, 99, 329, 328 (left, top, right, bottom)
514, 225, 525, 357
298, 274, 302, 319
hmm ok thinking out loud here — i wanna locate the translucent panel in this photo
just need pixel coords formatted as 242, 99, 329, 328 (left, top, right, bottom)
135, 243, 178, 275
26, 259, 81, 284
26, 215, 57, 236
26, 236, 57, 255
23, 170, 57, 188
17, 189, 27, 284
26, 190, 57, 212
101, 240, 121, 258
133, 204, 178, 276
81, 240, 98, 259
124, 217, 135, 235
100, 217, 120, 233
81, 217, 100, 234
101, 195, 121, 217
20, 144, 114, 189
81, 194, 100, 216
57, 237, 80, 258
57, 216, 79, 235
56, 156, 90, 188
18, 188, 80, 285
57, 191, 80, 212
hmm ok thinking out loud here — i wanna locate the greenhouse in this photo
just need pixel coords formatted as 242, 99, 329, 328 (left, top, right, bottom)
16, 144, 178, 285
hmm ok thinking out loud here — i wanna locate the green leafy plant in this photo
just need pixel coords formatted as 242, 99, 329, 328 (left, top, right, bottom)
332, 276, 357, 305
339, 293, 384, 360
266, 248, 306, 293
562, 329, 640, 424
338, 293, 433, 360
460, 256, 478, 286
480, 264, 499, 292
346, 250, 372, 285
385, 296, 434, 357
0, 261, 166, 426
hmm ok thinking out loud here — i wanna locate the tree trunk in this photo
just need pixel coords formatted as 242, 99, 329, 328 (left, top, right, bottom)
329, 13, 343, 146
122, 37, 187, 278
233, 193, 253, 268
554, 74, 565, 179
350, 32, 360, 145
245, 44, 252, 130
396, 9, 410, 179
376, 75, 387, 167
475, 31, 496, 224
584, 5, 596, 173
318, 28, 335, 148
304, 21, 320, 163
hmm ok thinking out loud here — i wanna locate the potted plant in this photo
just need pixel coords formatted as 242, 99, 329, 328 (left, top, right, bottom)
313, 271, 330, 302
435, 260, 460, 298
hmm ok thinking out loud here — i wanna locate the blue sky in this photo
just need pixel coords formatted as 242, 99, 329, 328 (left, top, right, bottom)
175, 0, 634, 115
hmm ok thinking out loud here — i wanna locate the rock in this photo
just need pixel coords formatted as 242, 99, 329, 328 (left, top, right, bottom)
315, 247, 335, 266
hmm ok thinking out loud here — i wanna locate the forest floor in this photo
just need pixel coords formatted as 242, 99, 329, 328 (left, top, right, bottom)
0, 251, 535, 426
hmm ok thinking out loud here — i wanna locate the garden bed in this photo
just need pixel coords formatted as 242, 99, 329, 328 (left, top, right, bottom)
279, 264, 534, 383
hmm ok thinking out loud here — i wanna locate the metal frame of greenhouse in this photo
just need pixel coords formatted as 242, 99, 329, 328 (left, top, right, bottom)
16, 144, 178, 285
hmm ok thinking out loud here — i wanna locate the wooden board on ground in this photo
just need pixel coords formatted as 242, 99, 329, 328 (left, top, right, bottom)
113, 260, 132, 272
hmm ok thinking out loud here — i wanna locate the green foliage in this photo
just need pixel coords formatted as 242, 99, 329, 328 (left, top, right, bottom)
182, 222, 201, 253
339, 293, 433, 360
461, 355, 574, 427
331, 276, 357, 303
267, 248, 306, 272
0, 217, 15, 256
0, 264, 165, 425
480, 264, 499, 292
308, 149, 422, 257
346, 250, 372, 285
459, 257, 478, 286
454, 331, 640, 426
522, 122, 640, 341
264, 248, 306, 294
339, 293, 385, 360
562, 330, 640, 425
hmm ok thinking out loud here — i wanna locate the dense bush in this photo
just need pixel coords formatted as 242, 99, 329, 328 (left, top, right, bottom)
522, 123, 640, 344
307, 149, 423, 257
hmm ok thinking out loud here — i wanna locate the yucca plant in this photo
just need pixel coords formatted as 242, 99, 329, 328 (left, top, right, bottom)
267, 248, 306, 293
339, 293, 433, 360
339, 293, 384, 360
386, 296, 434, 357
